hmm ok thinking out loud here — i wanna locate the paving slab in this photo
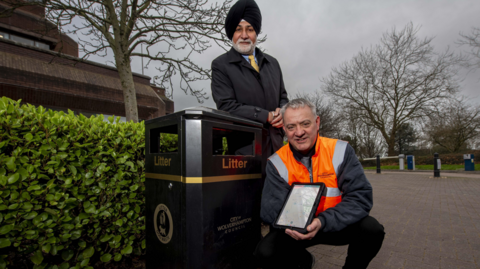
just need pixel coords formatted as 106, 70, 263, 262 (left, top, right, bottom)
308, 171, 480, 268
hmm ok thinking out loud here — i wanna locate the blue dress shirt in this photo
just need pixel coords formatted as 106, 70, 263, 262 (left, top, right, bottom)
241, 49, 257, 65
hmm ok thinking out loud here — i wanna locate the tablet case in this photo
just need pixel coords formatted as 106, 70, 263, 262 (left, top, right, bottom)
273, 182, 326, 234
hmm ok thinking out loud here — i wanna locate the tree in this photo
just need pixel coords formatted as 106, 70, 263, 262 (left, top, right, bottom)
2, 0, 233, 122
394, 122, 416, 154
294, 91, 343, 138
458, 27, 480, 69
322, 23, 462, 155
425, 98, 480, 153
342, 108, 384, 159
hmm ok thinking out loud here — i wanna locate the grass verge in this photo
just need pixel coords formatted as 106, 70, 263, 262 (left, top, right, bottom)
364, 164, 480, 171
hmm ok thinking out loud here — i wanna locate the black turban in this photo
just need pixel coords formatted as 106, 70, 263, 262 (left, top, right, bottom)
225, 0, 262, 40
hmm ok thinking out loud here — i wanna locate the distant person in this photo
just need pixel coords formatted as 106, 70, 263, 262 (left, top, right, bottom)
255, 98, 385, 269
211, 0, 288, 159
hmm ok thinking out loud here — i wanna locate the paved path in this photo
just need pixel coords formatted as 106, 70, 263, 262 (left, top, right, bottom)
308, 172, 480, 268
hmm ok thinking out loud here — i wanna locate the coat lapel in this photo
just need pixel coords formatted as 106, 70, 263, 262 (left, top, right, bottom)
226, 47, 268, 108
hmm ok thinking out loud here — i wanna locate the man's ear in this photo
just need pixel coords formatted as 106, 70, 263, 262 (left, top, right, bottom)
316, 116, 320, 129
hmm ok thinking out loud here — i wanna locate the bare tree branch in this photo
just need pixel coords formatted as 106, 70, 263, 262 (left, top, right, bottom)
458, 27, 480, 69
322, 23, 463, 155
425, 97, 480, 153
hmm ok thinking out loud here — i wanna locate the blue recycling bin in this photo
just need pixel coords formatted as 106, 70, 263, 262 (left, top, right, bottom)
464, 154, 475, 171
407, 155, 415, 170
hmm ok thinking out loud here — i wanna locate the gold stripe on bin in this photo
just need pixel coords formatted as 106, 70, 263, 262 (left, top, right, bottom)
145, 173, 261, 183
145, 173, 182, 182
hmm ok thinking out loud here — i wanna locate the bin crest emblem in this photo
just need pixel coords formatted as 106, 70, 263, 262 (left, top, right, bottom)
154, 204, 173, 244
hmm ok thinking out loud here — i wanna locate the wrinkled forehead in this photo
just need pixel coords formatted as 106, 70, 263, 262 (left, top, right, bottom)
284, 107, 316, 125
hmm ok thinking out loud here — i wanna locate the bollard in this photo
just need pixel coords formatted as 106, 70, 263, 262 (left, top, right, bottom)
376, 155, 381, 174
399, 154, 405, 170
434, 152, 440, 178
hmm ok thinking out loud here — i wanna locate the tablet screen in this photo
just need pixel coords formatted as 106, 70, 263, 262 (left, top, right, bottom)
275, 185, 321, 228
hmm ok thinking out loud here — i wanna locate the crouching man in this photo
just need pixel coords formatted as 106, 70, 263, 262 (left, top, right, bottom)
254, 98, 385, 269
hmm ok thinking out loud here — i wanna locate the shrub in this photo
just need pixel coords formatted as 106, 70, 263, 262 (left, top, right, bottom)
0, 97, 145, 268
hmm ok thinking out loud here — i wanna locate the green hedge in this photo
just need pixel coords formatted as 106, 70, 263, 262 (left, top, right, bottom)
414, 151, 480, 165
0, 97, 145, 268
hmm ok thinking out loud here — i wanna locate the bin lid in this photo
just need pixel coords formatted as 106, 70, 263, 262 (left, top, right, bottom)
145, 106, 264, 128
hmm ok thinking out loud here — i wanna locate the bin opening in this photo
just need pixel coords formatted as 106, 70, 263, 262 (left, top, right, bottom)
150, 125, 179, 153
212, 127, 254, 156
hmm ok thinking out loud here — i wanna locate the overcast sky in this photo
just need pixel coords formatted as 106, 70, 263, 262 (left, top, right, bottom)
82, 0, 480, 112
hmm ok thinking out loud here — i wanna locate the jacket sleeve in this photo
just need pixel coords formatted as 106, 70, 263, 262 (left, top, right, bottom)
260, 160, 292, 224
317, 144, 373, 233
211, 59, 270, 123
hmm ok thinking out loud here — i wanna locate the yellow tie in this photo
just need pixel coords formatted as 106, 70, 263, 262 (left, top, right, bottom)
248, 55, 259, 72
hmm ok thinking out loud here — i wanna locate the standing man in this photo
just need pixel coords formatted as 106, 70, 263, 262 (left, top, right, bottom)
211, 0, 288, 158
255, 99, 385, 269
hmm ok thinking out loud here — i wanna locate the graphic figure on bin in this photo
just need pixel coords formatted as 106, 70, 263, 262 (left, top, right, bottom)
159, 211, 167, 237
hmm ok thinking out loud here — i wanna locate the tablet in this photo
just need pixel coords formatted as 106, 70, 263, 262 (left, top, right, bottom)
273, 183, 326, 234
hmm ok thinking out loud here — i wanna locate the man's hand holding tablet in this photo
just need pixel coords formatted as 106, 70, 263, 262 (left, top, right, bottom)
286, 218, 322, 240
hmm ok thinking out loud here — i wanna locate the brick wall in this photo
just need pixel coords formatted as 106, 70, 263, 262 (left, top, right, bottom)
0, 4, 79, 57
0, 1, 171, 119
151, 85, 174, 114
0, 40, 150, 85
0, 41, 170, 120
0, 83, 162, 120
13, 3, 45, 17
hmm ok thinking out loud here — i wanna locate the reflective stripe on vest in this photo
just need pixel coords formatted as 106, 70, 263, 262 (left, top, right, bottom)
332, 140, 348, 177
269, 153, 288, 184
268, 136, 347, 215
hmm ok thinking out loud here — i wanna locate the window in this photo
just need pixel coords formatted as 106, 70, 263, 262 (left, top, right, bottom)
34, 41, 50, 50
0, 29, 51, 50
212, 127, 254, 156
10, 34, 34, 46
0, 31, 9, 39
150, 125, 178, 154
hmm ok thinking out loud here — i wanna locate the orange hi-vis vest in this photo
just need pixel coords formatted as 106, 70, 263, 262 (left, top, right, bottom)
268, 135, 348, 216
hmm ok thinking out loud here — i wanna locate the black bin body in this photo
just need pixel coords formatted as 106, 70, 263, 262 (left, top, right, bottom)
145, 107, 265, 269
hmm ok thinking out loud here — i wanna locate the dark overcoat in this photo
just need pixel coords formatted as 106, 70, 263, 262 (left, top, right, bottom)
211, 47, 289, 157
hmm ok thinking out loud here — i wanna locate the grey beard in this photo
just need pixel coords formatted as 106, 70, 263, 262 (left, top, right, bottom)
233, 40, 256, 55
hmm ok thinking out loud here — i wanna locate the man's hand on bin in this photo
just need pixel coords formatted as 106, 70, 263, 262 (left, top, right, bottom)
285, 218, 322, 241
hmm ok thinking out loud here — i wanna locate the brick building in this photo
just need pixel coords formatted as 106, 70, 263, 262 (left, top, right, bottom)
0, 1, 174, 120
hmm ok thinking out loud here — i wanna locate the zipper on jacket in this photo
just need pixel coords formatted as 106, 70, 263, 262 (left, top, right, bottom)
298, 159, 313, 183
306, 161, 313, 183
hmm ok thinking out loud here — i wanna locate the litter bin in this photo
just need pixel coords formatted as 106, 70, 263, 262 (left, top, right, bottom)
145, 107, 265, 269
407, 155, 415, 170
464, 154, 475, 171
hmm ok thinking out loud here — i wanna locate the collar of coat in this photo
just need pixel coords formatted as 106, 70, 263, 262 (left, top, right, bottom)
289, 137, 318, 162
227, 47, 270, 69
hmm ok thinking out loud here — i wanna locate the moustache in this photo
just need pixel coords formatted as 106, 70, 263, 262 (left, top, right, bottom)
236, 39, 252, 45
